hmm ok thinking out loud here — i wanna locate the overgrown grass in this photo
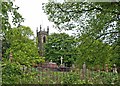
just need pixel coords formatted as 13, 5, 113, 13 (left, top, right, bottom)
2, 67, 120, 84
18, 68, 119, 84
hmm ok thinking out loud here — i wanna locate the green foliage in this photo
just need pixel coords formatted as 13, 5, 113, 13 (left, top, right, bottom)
2, 63, 120, 84
1, 1, 120, 84
2, 61, 41, 84
43, 2, 119, 38
1, 1, 24, 30
62, 72, 79, 84
2, 26, 45, 84
4, 26, 44, 66
1, 1, 24, 58
76, 37, 113, 68
44, 33, 77, 66
43, 2, 120, 67
2, 61, 22, 84
1, 1, 45, 84
62, 71, 119, 84
91, 71, 119, 84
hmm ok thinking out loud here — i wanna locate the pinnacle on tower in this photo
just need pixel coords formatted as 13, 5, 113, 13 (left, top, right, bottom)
40, 25, 42, 31
36, 27, 38, 32
47, 26, 49, 35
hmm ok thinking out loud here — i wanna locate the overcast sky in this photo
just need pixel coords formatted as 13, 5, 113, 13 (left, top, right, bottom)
14, 0, 74, 36
14, 0, 60, 36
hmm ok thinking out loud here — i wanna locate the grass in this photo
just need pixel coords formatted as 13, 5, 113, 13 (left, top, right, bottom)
30, 68, 120, 84
3, 67, 120, 84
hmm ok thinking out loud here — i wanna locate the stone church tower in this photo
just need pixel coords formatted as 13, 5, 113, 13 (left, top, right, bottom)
36, 25, 49, 56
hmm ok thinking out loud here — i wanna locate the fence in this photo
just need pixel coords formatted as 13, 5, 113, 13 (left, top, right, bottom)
19, 63, 119, 84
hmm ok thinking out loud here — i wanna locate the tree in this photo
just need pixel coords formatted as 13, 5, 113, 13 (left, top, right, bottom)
44, 33, 77, 67
1, 1, 45, 84
4, 26, 44, 66
76, 35, 113, 68
43, 2, 119, 39
2, 26, 45, 84
43, 2, 120, 66
1, 1, 24, 58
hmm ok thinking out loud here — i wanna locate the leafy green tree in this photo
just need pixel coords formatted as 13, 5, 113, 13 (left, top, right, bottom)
4, 26, 44, 66
43, 2, 120, 66
1, 1, 24, 57
1, 1, 45, 84
43, 2, 119, 39
44, 33, 77, 67
76, 35, 113, 68
2, 26, 45, 84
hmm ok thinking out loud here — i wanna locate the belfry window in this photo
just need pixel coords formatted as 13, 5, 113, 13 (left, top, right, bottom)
43, 36, 46, 43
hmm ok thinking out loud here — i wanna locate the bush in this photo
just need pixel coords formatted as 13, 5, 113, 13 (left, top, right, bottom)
2, 61, 41, 84
2, 61, 22, 84
91, 71, 119, 84
62, 72, 79, 84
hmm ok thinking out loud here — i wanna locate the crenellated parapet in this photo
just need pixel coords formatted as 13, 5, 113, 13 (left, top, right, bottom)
36, 25, 49, 56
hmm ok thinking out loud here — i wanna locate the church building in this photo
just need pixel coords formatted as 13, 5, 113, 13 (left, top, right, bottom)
36, 25, 49, 56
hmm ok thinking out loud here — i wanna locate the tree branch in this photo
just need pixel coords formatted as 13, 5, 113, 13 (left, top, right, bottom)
96, 31, 119, 40
57, 4, 119, 15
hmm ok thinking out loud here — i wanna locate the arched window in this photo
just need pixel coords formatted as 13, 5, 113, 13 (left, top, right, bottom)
43, 36, 46, 43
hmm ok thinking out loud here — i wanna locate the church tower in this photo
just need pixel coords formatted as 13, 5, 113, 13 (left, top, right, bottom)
36, 25, 49, 56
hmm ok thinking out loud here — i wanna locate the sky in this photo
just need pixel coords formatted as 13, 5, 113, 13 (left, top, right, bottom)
14, 0, 74, 36
14, 0, 56, 36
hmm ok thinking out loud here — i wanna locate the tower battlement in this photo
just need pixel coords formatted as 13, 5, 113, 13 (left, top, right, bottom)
36, 25, 49, 56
